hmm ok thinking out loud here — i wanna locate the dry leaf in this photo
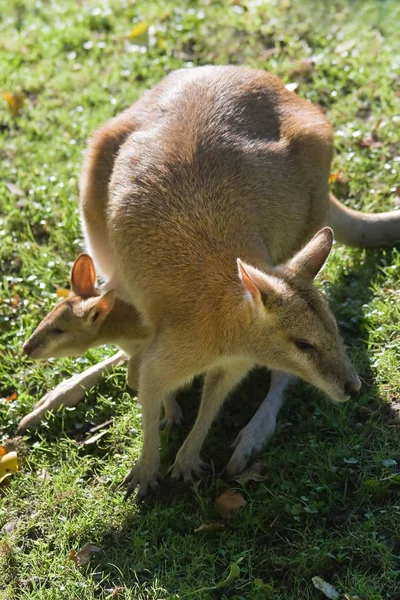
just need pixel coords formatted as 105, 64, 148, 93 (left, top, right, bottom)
356, 132, 382, 149
312, 576, 340, 599
107, 588, 125, 598
0, 446, 7, 459
56, 287, 70, 299
39, 468, 51, 483
0, 449, 19, 484
5, 392, 18, 403
70, 542, 102, 566
5, 182, 24, 196
194, 523, 226, 533
235, 461, 269, 486
1, 519, 17, 535
289, 59, 314, 78
2, 92, 25, 116
215, 489, 247, 518
129, 22, 148, 40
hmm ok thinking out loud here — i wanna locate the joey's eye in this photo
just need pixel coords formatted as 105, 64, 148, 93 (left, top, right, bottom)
294, 340, 315, 352
51, 328, 64, 335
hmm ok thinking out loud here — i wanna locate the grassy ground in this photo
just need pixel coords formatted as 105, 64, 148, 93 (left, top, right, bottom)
1, 0, 400, 598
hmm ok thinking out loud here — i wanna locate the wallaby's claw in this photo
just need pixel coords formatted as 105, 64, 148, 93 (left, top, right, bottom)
169, 454, 210, 485
122, 462, 161, 503
225, 452, 251, 480
160, 398, 183, 430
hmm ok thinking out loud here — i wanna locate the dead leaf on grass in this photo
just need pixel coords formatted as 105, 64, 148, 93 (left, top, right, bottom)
129, 22, 148, 42
4, 392, 18, 403
70, 542, 102, 566
235, 461, 269, 486
39, 468, 51, 483
312, 576, 340, 599
5, 182, 24, 196
289, 59, 314, 78
356, 131, 382, 149
106, 587, 125, 598
215, 489, 247, 518
194, 523, 226, 533
1, 519, 18, 535
2, 92, 25, 116
0, 450, 19, 484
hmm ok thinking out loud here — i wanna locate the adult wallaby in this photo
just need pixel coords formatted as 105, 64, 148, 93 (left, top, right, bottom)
20, 254, 183, 432
21, 66, 400, 501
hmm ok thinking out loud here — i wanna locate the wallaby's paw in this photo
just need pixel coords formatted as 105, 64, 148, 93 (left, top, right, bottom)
160, 400, 183, 430
226, 422, 276, 479
123, 462, 161, 503
170, 453, 210, 485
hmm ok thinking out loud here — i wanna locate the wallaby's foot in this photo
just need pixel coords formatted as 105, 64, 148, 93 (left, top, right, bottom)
226, 419, 276, 479
170, 451, 211, 485
123, 462, 161, 503
18, 379, 87, 433
160, 396, 183, 429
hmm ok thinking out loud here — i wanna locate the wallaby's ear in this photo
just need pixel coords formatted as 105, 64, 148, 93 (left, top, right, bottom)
86, 290, 115, 326
288, 227, 333, 281
237, 259, 285, 310
237, 259, 262, 304
71, 254, 97, 297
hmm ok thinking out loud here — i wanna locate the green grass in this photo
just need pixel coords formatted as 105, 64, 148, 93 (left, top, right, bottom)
1, 0, 399, 598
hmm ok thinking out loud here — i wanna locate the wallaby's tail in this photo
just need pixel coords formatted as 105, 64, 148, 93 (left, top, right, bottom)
328, 193, 400, 247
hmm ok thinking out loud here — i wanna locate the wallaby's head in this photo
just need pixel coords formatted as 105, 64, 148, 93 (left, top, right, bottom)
23, 255, 115, 360
238, 228, 361, 402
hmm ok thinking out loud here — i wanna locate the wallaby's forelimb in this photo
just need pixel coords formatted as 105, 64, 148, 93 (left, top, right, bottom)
226, 370, 295, 478
18, 351, 127, 433
171, 360, 253, 484
123, 352, 166, 501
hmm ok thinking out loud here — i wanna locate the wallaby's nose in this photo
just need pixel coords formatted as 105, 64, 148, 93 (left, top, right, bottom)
23, 341, 33, 356
345, 376, 361, 398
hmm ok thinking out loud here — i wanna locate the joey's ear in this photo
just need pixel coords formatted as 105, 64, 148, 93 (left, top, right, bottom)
71, 254, 97, 297
288, 227, 333, 280
86, 290, 115, 326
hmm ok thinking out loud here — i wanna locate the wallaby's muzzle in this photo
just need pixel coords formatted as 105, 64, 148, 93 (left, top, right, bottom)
344, 373, 361, 398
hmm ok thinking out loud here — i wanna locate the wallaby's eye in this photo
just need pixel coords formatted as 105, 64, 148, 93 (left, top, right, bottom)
294, 339, 315, 352
51, 328, 64, 335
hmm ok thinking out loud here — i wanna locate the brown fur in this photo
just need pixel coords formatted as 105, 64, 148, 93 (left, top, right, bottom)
23, 66, 400, 499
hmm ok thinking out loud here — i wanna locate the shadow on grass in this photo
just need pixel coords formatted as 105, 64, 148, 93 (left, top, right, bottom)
69, 247, 399, 597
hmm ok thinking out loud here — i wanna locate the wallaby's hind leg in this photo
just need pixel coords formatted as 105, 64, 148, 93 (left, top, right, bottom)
80, 108, 137, 282
226, 371, 295, 478
18, 351, 127, 433
170, 360, 253, 484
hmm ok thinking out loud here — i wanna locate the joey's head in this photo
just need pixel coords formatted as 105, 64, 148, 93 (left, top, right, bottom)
238, 228, 361, 402
23, 254, 115, 360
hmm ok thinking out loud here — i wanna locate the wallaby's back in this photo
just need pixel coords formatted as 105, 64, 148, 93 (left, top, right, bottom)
106, 66, 333, 317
